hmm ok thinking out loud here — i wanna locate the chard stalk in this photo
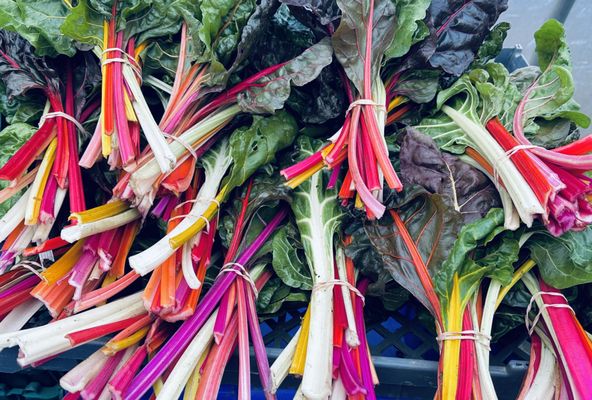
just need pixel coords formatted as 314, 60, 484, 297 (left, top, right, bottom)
336, 247, 359, 347
60, 348, 109, 393
156, 312, 217, 400
0, 299, 42, 334
125, 210, 287, 399
61, 209, 140, 242
122, 65, 176, 173
442, 106, 544, 225
270, 328, 301, 393
0, 187, 31, 242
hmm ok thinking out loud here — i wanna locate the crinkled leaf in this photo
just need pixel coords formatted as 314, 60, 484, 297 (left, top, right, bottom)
0, 122, 36, 214
516, 20, 590, 134
280, 0, 340, 27
436, 208, 512, 313
0, 0, 76, 56
0, 30, 60, 99
472, 22, 510, 67
332, 0, 396, 94
272, 224, 313, 289
400, 128, 500, 223
225, 110, 298, 190
0, 81, 44, 124
237, 38, 333, 113
362, 188, 462, 312
527, 227, 592, 289
384, 0, 431, 60
427, 0, 508, 75
395, 69, 440, 104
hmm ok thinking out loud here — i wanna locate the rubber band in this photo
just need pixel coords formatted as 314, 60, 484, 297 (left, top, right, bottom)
312, 279, 365, 304
174, 198, 221, 211
436, 330, 491, 350
492, 144, 541, 186
346, 99, 387, 114
39, 112, 88, 135
525, 291, 574, 336
168, 214, 211, 233
161, 132, 198, 159
11, 261, 48, 283
101, 48, 143, 82
219, 262, 258, 298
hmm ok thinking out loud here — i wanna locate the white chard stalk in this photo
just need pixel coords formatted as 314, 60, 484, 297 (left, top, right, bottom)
292, 165, 342, 400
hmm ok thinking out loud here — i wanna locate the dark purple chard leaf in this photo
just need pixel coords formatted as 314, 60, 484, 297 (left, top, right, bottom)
227, 0, 280, 75
72, 52, 101, 119
352, 187, 462, 313
237, 38, 333, 114
0, 30, 61, 99
428, 0, 508, 75
280, 0, 340, 27
400, 128, 501, 223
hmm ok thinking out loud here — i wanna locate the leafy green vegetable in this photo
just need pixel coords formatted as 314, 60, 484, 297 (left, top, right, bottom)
272, 223, 312, 290
426, 0, 509, 76
399, 128, 500, 223
0, 0, 76, 56
224, 110, 298, 190
527, 228, 592, 289
237, 38, 333, 114
472, 22, 510, 67
332, 0, 396, 94
0, 81, 44, 124
360, 188, 462, 313
384, 0, 431, 60
436, 208, 517, 312
394, 69, 440, 104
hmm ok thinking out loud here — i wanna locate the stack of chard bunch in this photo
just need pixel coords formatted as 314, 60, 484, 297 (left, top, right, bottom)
281, 0, 507, 219
0, 31, 100, 271
418, 19, 592, 236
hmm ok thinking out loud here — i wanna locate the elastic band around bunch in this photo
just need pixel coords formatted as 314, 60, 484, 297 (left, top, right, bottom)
39, 112, 88, 135
492, 144, 541, 185
101, 48, 143, 81
436, 330, 492, 350
312, 279, 365, 304
168, 214, 211, 233
162, 132, 198, 159
525, 291, 574, 336
11, 260, 47, 282
219, 262, 258, 298
346, 99, 387, 115
175, 198, 221, 211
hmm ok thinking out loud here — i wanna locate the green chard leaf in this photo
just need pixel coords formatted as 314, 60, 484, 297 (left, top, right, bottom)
0, 0, 76, 56
290, 135, 342, 282
224, 110, 298, 190
272, 223, 313, 290
472, 22, 510, 67
526, 227, 592, 289
384, 0, 431, 60
436, 208, 519, 313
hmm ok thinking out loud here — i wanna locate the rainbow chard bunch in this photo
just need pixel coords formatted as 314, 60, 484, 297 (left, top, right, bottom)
281, 0, 507, 219
418, 19, 592, 236
0, 30, 100, 271
123, 206, 289, 400
120, 38, 332, 213
270, 137, 377, 399
62, 0, 204, 173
